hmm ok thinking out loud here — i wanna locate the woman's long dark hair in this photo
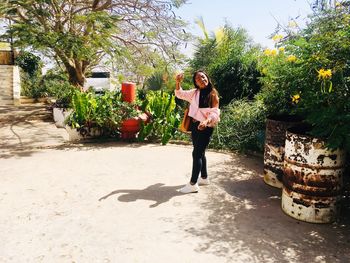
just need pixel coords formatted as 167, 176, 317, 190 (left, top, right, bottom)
192, 70, 219, 107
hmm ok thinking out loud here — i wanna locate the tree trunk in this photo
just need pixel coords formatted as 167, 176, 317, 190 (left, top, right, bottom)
67, 67, 85, 90
62, 61, 86, 90
55, 50, 86, 90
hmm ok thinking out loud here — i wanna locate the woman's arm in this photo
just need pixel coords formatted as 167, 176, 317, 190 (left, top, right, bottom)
198, 94, 220, 130
174, 73, 196, 102
211, 93, 219, 109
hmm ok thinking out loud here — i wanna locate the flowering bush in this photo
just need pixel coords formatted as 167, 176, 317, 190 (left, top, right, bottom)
257, 45, 302, 116
258, 3, 350, 151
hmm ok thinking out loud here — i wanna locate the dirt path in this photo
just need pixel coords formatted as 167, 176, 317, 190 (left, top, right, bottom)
0, 105, 349, 262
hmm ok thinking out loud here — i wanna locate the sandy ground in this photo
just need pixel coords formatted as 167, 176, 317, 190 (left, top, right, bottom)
0, 105, 349, 263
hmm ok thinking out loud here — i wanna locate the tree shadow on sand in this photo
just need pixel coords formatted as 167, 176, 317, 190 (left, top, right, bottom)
182, 154, 350, 263
98, 183, 184, 208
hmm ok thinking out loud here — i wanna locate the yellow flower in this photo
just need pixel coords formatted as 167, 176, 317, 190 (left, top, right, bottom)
262, 68, 268, 75
272, 34, 283, 42
278, 47, 285, 52
292, 94, 300, 104
287, 55, 297, 62
264, 48, 277, 56
317, 68, 332, 80
264, 49, 272, 56
317, 69, 333, 93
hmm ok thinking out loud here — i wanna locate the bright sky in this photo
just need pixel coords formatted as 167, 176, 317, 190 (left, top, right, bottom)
176, 0, 313, 56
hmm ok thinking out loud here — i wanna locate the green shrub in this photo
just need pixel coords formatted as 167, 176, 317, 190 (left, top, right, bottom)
15, 51, 46, 98
66, 90, 141, 137
138, 90, 180, 145
259, 5, 350, 151
15, 51, 42, 77
210, 99, 267, 152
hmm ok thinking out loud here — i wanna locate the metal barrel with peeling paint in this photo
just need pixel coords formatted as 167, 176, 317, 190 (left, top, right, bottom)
264, 115, 303, 188
281, 125, 346, 223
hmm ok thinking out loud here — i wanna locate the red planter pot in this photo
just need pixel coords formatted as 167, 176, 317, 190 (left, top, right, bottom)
120, 118, 141, 139
121, 82, 136, 103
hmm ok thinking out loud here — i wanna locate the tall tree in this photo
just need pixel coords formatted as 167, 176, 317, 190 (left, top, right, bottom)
0, 0, 189, 88
190, 24, 262, 105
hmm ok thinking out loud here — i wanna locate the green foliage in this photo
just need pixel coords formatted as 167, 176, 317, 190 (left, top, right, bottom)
291, 8, 350, 151
68, 91, 97, 129
42, 69, 75, 107
15, 51, 42, 77
66, 90, 141, 136
210, 58, 261, 105
144, 71, 165, 91
257, 48, 302, 116
18, 71, 44, 98
190, 24, 262, 105
210, 99, 267, 152
1, 1, 190, 87
258, 6, 350, 151
144, 70, 177, 92
138, 90, 180, 145
15, 51, 45, 98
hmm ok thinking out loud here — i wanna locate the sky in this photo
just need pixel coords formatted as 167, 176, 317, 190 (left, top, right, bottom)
0, 0, 314, 70
175, 0, 313, 56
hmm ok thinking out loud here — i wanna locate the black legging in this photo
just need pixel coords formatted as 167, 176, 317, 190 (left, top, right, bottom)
190, 121, 214, 184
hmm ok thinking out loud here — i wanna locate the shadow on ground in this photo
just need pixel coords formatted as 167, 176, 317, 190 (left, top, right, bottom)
183, 154, 350, 262
98, 183, 184, 208
0, 104, 148, 159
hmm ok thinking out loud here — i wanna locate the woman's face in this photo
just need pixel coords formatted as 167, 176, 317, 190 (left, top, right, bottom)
195, 72, 209, 89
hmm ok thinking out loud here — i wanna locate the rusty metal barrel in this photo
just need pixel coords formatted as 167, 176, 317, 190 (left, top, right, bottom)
281, 125, 346, 223
264, 115, 303, 188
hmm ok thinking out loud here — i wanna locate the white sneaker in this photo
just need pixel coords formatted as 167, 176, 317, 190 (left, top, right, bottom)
179, 183, 199, 194
198, 177, 210, 186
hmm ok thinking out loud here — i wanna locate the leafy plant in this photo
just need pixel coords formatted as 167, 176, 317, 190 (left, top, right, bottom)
257, 46, 302, 116
15, 51, 42, 77
138, 90, 180, 145
15, 50, 46, 98
66, 89, 143, 137
259, 4, 350, 151
210, 99, 267, 152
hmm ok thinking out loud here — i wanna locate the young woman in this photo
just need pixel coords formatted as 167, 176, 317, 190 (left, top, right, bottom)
175, 70, 220, 193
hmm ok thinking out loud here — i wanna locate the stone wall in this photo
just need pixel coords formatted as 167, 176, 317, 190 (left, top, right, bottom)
0, 65, 21, 106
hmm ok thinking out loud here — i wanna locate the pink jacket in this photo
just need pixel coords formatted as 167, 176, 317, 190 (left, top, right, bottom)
175, 88, 220, 127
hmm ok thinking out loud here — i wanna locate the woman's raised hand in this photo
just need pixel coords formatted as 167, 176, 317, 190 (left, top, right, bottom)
175, 73, 184, 83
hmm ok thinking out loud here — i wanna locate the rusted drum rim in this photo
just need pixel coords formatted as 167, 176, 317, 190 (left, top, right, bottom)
263, 115, 303, 188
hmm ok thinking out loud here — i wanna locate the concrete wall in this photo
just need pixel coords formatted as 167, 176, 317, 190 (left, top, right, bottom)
0, 65, 21, 106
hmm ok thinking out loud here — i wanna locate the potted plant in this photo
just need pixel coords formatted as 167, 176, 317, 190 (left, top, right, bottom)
119, 101, 144, 140
267, 5, 350, 223
65, 89, 146, 141
258, 40, 304, 188
49, 79, 75, 128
